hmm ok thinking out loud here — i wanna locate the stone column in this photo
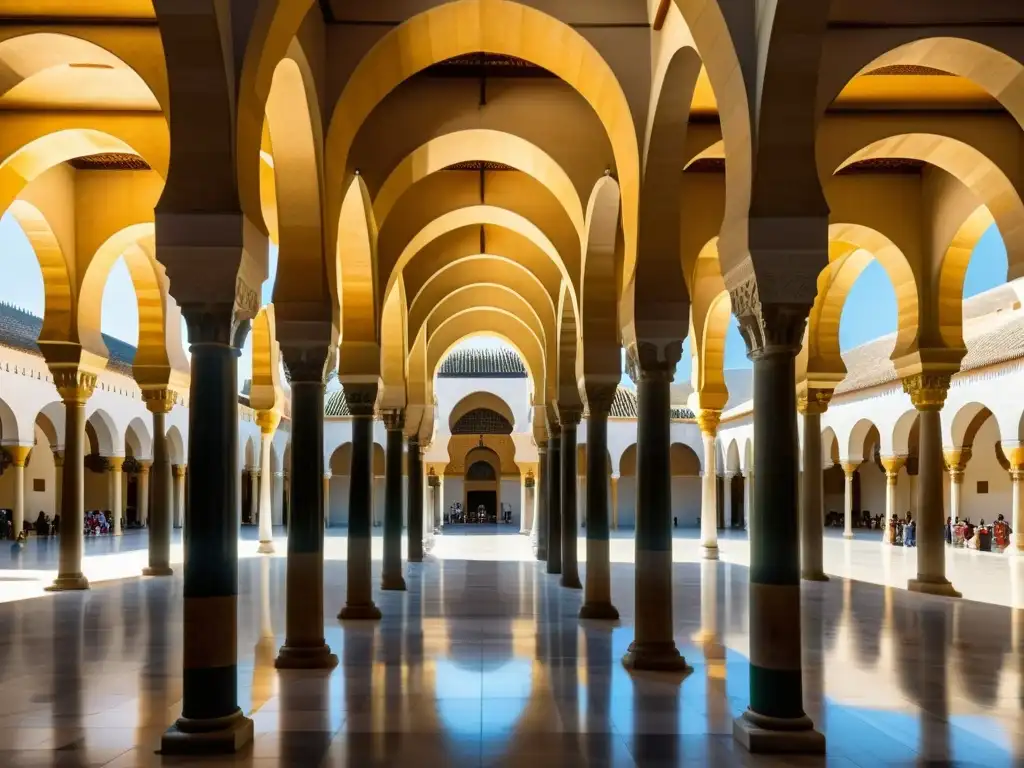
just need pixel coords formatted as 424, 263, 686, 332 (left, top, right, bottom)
799, 392, 829, 581
247, 468, 259, 525
1005, 444, 1024, 552
7, 446, 30, 538
52, 450, 64, 523
881, 456, 905, 531
698, 411, 721, 559
322, 473, 331, 527
743, 470, 751, 531
171, 465, 182, 529
904, 374, 960, 598
534, 441, 548, 560
339, 384, 381, 620
521, 469, 535, 536
137, 461, 152, 528
381, 410, 406, 591
108, 457, 124, 537
408, 437, 423, 563
428, 470, 441, 533
730, 298, 823, 753
610, 473, 619, 531
723, 471, 735, 529
559, 408, 583, 590
47, 370, 96, 591
546, 420, 562, 574
160, 313, 252, 753
272, 471, 284, 526
256, 411, 279, 554
841, 462, 857, 539
580, 384, 618, 619
275, 350, 337, 669
623, 342, 687, 671
943, 448, 968, 524
143, 391, 175, 576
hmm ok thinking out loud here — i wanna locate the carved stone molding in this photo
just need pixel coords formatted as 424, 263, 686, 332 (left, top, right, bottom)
902, 373, 951, 411
282, 344, 331, 386
625, 340, 683, 383
696, 409, 721, 437
581, 381, 619, 417
256, 410, 281, 435
344, 383, 379, 417
841, 461, 860, 476
108, 456, 125, 472
555, 404, 582, 427
797, 387, 832, 416
729, 274, 810, 359
943, 447, 971, 472
880, 455, 906, 477
382, 409, 405, 431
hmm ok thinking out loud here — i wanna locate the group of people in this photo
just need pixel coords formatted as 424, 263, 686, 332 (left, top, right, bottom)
882, 513, 916, 546
945, 514, 1012, 552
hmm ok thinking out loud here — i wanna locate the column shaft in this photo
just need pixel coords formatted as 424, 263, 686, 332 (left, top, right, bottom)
624, 362, 686, 670
581, 409, 617, 619
257, 419, 276, 553
144, 405, 173, 576
907, 396, 959, 597
381, 413, 406, 591
799, 407, 827, 581
138, 465, 151, 528
534, 442, 548, 560
276, 379, 336, 668
610, 475, 619, 531
9, 449, 29, 539
699, 415, 720, 560
560, 417, 582, 589
110, 461, 124, 537
949, 472, 962, 521
546, 429, 562, 574
339, 393, 380, 620
323, 474, 330, 527
408, 438, 423, 563
1013, 468, 1023, 553
49, 381, 90, 591
743, 471, 751, 531
842, 465, 855, 539
162, 335, 251, 753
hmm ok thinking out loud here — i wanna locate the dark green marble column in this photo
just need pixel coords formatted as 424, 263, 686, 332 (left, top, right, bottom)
560, 409, 582, 589
580, 385, 618, 619
534, 441, 548, 560
546, 422, 562, 575
381, 410, 406, 591
623, 344, 686, 671
339, 384, 381, 620
276, 349, 337, 669
733, 307, 824, 754
162, 319, 252, 754
407, 436, 424, 563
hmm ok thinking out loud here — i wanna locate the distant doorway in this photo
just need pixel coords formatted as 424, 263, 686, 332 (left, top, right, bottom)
466, 490, 497, 524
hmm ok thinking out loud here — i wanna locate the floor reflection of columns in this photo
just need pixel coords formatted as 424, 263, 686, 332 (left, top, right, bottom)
256, 411, 278, 554
904, 374, 960, 598
698, 410, 720, 560
408, 436, 423, 562
48, 370, 95, 591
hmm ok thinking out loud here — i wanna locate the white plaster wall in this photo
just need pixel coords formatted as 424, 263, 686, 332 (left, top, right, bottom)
0, 424, 56, 516
617, 476, 636, 529
956, 416, 1013, 523
328, 475, 349, 527
443, 477, 464, 518
671, 476, 702, 528
500, 478, 521, 527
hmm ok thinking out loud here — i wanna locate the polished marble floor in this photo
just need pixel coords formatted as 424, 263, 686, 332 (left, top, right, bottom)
0, 529, 1021, 766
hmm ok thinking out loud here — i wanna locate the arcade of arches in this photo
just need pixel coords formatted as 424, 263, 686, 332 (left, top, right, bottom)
0, 0, 1023, 762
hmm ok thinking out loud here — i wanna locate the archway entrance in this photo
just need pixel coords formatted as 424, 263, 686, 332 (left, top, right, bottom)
465, 459, 498, 523
443, 434, 520, 530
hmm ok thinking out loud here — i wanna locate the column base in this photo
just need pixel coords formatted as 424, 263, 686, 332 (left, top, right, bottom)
338, 603, 382, 621
381, 574, 407, 591
274, 644, 339, 670
257, 541, 275, 555
801, 570, 829, 582
843, 532, 854, 539
45, 574, 89, 591
908, 577, 962, 598
733, 710, 825, 754
622, 641, 690, 673
579, 602, 619, 621
701, 545, 719, 561
160, 709, 254, 755
560, 573, 582, 589
142, 566, 174, 577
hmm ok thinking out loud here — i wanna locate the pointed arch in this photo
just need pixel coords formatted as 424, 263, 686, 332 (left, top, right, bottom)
6, 199, 73, 343
556, 283, 581, 411
379, 278, 409, 409
336, 174, 380, 379
578, 176, 622, 391
250, 304, 283, 413
125, 416, 152, 460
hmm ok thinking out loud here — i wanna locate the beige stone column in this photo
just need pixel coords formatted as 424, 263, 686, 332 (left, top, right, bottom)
798, 391, 829, 581
52, 450, 64, 522
1004, 443, 1024, 553
610, 473, 619, 531
841, 462, 857, 539
137, 461, 152, 527
108, 457, 125, 536
171, 465, 185, 529
521, 468, 535, 535
698, 410, 721, 560
742, 469, 751, 531
723, 471, 735, 529
256, 411, 279, 553
272, 471, 284, 526
6, 446, 31, 538
880, 456, 906, 534
47, 370, 96, 591
143, 391, 175, 576
246, 468, 258, 525
943, 448, 969, 524
904, 373, 959, 597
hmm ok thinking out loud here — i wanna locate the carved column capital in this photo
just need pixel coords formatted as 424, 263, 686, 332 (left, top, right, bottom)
52, 450, 64, 468
729, 276, 810, 359
880, 455, 906, 478
108, 456, 125, 473
136, 460, 152, 475
840, 461, 859, 477
1002, 441, 1024, 471
344, 383, 378, 417
172, 464, 187, 478
382, 408, 405, 431
555, 404, 582, 428
625, 340, 682, 383
797, 388, 832, 416
902, 373, 951, 412
581, 381, 619, 417
54, 369, 97, 404
943, 447, 971, 473
143, 388, 177, 414
3, 445, 31, 467
696, 409, 721, 437
181, 307, 250, 350
282, 344, 331, 386
256, 410, 281, 435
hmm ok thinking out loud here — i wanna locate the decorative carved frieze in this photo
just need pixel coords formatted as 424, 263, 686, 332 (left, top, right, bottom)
53, 369, 97, 404
581, 381, 619, 417
728, 274, 810, 359
143, 388, 178, 414
344, 383, 378, 417
797, 388, 832, 416
382, 409, 405, 431
696, 409, 721, 437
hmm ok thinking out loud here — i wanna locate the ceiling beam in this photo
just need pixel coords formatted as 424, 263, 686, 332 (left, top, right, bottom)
653, 0, 671, 30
